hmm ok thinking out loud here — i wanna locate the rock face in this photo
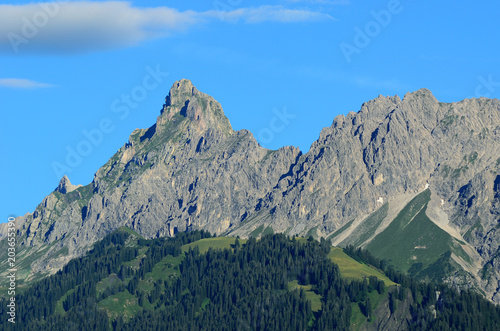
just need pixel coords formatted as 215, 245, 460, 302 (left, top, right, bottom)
55, 176, 82, 194
1, 80, 499, 302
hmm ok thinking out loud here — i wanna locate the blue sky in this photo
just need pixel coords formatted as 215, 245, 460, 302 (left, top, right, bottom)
1, 0, 499, 222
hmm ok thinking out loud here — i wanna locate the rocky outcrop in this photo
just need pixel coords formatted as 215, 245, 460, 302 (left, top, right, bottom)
55, 175, 82, 194
1, 80, 499, 302
360, 289, 414, 331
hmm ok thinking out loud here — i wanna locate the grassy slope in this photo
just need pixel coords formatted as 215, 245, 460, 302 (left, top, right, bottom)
181, 237, 247, 254
366, 189, 468, 275
54, 288, 76, 315
116, 226, 145, 240
287, 280, 322, 312
144, 254, 183, 282
328, 248, 396, 286
97, 290, 142, 322
96, 274, 122, 295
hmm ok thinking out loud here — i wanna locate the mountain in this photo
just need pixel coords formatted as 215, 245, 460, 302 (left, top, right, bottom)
1, 79, 499, 303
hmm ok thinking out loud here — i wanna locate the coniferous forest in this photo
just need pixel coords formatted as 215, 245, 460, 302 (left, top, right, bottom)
1, 229, 500, 330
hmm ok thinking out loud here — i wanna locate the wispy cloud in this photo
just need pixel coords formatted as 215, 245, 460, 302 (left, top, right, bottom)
0, 78, 54, 89
0, 1, 333, 55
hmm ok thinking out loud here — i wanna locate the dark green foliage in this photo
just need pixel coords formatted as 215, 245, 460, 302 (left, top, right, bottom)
368, 275, 385, 294
0, 230, 353, 330
366, 297, 373, 319
2, 229, 500, 330
0, 229, 211, 331
121, 234, 352, 330
344, 245, 500, 330
389, 292, 397, 314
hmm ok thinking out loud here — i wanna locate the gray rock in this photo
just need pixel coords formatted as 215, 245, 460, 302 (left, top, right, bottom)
55, 175, 82, 194
1, 80, 499, 302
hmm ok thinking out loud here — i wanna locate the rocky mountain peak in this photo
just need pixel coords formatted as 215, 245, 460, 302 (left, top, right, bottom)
401, 88, 439, 113
403, 87, 436, 100
164, 78, 197, 108
55, 175, 81, 194
158, 79, 233, 135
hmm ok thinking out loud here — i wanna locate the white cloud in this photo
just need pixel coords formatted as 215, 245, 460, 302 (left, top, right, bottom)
0, 78, 54, 89
0, 1, 199, 55
0, 1, 333, 55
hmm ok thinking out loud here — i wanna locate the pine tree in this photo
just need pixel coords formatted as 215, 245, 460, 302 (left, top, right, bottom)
389, 292, 396, 314
366, 297, 373, 320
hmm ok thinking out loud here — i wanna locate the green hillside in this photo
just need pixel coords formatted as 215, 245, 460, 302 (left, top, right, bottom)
329, 248, 395, 286
2, 228, 499, 331
366, 189, 470, 280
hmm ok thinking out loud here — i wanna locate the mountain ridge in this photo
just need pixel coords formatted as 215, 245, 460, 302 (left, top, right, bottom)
1, 79, 499, 303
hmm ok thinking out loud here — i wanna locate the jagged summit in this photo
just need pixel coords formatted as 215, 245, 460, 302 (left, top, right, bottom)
55, 175, 81, 194
356, 88, 438, 120
403, 87, 436, 100
158, 79, 233, 135
122, 79, 234, 151
164, 79, 197, 109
